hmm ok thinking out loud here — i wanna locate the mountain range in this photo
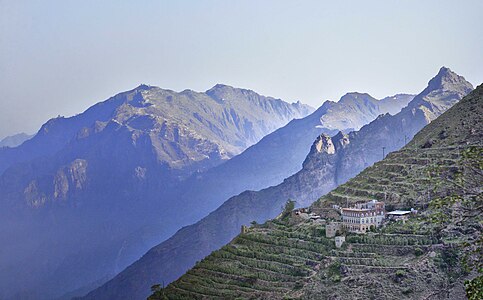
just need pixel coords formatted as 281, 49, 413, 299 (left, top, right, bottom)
0, 82, 414, 299
0, 84, 313, 300
83, 68, 473, 299
156, 92, 415, 227
149, 75, 482, 300
0, 133, 33, 148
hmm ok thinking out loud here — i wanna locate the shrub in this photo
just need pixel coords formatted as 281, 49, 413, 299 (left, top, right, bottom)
465, 275, 483, 300
395, 269, 406, 277
294, 280, 304, 290
414, 247, 424, 256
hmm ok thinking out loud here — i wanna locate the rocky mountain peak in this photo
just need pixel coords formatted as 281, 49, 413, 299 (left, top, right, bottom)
209, 83, 233, 90
206, 83, 234, 95
338, 92, 376, 105
205, 84, 250, 104
422, 66, 473, 96
135, 84, 153, 91
312, 133, 335, 154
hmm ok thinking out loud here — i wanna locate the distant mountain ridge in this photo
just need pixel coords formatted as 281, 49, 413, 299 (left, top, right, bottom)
0, 84, 313, 300
0, 133, 33, 148
319, 92, 414, 132
0, 84, 313, 177
158, 91, 415, 226
81, 67, 470, 300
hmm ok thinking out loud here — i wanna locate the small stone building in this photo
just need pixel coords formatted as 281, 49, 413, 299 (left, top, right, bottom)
335, 236, 345, 248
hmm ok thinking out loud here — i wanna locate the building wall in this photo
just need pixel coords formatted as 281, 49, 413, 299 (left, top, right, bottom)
341, 207, 384, 233
335, 236, 345, 248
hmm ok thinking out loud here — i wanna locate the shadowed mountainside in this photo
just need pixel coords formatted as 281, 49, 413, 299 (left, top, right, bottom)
0, 84, 314, 300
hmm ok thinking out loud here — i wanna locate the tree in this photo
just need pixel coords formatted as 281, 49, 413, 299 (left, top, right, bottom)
280, 199, 296, 220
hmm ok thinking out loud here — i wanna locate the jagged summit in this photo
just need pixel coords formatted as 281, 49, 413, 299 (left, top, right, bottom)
135, 83, 153, 91
312, 133, 335, 154
207, 83, 235, 91
421, 66, 473, 97
309, 131, 350, 156
318, 92, 414, 131
205, 83, 242, 100
338, 92, 377, 105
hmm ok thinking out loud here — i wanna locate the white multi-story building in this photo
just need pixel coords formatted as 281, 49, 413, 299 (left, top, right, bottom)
341, 200, 385, 233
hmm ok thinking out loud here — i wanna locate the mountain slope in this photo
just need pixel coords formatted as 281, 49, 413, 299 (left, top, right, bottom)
151, 83, 482, 300
0, 84, 313, 300
85, 68, 471, 300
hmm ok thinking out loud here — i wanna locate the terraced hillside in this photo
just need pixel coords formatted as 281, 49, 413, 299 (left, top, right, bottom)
150, 85, 482, 299
318, 145, 465, 211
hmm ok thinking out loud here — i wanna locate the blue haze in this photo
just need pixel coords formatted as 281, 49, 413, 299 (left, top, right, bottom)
0, 0, 482, 139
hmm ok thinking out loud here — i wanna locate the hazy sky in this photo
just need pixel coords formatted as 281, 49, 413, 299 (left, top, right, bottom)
1, 0, 482, 139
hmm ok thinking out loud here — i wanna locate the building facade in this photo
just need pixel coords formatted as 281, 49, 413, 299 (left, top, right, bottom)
341, 200, 385, 233
335, 236, 346, 248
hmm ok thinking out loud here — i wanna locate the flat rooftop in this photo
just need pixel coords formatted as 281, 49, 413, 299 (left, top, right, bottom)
387, 210, 411, 215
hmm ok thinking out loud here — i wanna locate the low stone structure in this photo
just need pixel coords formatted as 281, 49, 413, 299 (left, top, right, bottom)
335, 236, 345, 248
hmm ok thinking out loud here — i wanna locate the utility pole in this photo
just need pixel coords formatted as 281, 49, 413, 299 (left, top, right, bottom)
404, 135, 408, 145
382, 147, 386, 159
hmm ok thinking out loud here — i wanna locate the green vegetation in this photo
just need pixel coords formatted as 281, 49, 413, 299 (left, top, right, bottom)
280, 199, 295, 220
149, 220, 334, 299
465, 275, 483, 300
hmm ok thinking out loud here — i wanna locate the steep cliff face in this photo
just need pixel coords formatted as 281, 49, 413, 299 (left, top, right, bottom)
151, 82, 482, 300
84, 68, 471, 300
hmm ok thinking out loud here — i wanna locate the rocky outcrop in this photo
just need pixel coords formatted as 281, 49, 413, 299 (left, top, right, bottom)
52, 159, 88, 201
